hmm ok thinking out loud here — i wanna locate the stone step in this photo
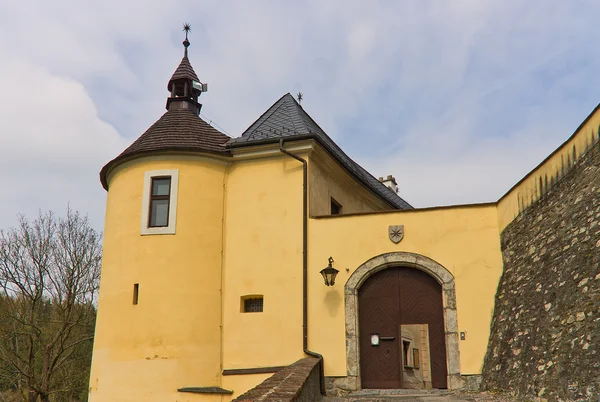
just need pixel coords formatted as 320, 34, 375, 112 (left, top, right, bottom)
351, 389, 452, 396
322, 396, 472, 402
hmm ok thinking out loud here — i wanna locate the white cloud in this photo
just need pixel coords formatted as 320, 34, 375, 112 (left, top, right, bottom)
1, 0, 600, 229
0, 59, 127, 229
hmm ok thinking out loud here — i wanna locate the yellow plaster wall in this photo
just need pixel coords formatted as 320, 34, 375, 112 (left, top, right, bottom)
221, 155, 305, 375
308, 149, 391, 216
222, 374, 272, 399
307, 204, 503, 376
498, 105, 600, 231
89, 156, 227, 402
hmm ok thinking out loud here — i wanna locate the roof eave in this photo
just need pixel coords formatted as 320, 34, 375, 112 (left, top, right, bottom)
99, 148, 232, 191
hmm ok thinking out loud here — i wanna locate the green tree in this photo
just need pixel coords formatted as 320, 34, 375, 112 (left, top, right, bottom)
0, 209, 101, 402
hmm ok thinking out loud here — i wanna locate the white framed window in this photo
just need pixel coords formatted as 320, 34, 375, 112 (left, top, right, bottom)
141, 169, 179, 235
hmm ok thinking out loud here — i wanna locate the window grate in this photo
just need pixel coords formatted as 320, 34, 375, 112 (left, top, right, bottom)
244, 297, 263, 313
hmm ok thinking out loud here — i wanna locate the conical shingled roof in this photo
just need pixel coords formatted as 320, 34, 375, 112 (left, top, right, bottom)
228, 94, 412, 210
168, 55, 200, 91
100, 109, 230, 189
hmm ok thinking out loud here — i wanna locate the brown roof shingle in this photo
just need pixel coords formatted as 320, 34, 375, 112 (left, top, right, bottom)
100, 108, 230, 189
168, 56, 199, 90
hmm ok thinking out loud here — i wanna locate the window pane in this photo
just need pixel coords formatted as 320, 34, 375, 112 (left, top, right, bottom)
152, 178, 171, 196
150, 199, 169, 227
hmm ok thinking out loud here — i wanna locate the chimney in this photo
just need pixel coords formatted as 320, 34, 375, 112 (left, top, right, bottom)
378, 175, 398, 194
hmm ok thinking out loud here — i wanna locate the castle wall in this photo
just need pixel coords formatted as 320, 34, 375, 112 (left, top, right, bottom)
308, 203, 504, 377
482, 143, 600, 400
89, 156, 227, 402
498, 104, 600, 231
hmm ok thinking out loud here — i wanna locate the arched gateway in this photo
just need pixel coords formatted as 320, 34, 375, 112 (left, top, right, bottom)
344, 252, 461, 391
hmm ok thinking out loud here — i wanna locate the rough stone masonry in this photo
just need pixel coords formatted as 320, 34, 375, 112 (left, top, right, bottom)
482, 142, 600, 401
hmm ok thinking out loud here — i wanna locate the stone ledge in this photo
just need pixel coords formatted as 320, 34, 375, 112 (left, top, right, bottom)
178, 386, 233, 394
223, 366, 286, 375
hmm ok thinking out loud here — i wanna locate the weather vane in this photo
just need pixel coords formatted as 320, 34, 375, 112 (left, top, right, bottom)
297, 92, 303, 105
182, 23, 192, 56
183, 23, 192, 40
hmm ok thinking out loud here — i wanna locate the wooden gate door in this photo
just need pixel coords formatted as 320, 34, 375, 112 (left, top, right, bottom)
358, 267, 448, 389
358, 268, 402, 388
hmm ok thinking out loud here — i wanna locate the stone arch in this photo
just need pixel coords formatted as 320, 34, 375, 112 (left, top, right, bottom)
341, 252, 461, 391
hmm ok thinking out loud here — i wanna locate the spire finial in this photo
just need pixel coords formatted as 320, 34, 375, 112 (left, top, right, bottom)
182, 23, 191, 57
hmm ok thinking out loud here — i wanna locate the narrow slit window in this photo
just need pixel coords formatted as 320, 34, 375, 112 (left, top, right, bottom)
133, 283, 139, 305
242, 296, 263, 313
330, 198, 342, 215
149, 177, 171, 227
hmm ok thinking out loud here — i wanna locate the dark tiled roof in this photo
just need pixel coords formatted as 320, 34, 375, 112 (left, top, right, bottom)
168, 56, 199, 90
228, 93, 412, 209
100, 108, 230, 189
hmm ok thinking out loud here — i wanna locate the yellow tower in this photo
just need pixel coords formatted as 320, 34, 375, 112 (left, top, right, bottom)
89, 26, 232, 402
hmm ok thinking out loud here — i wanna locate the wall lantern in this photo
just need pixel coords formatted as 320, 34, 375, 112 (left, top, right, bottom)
320, 257, 339, 286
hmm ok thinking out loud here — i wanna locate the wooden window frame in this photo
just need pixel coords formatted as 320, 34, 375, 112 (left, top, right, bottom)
148, 176, 171, 228
413, 348, 420, 369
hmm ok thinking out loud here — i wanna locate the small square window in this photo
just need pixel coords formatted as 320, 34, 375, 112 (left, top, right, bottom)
330, 198, 342, 215
241, 296, 263, 313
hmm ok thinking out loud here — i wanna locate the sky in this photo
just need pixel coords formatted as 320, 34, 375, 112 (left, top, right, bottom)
1, 1, 600, 232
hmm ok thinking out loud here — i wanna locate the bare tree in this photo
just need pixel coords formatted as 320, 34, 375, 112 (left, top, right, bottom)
0, 209, 101, 402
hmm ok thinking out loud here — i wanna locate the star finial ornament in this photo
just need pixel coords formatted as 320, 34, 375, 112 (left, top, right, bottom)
183, 23, 192, 40
297, 92, 303, 104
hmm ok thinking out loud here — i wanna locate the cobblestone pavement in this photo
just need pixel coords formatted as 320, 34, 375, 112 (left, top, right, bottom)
321, 390, 523, 402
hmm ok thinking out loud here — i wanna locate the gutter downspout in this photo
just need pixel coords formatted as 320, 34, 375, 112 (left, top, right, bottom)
279, 139, 325, 395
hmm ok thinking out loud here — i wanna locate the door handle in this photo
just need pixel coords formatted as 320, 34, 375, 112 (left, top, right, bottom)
380, 336, 395, 341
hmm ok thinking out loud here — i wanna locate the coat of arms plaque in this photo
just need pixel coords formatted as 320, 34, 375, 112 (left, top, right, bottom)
388, 225, 404, 244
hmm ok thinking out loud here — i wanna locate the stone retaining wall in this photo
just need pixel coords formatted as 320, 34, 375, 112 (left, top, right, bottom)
232, 357, 321, 402
482, 143, 600, 401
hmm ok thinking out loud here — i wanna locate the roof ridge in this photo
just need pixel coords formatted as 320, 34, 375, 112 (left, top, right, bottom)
282, 94, 306, 134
